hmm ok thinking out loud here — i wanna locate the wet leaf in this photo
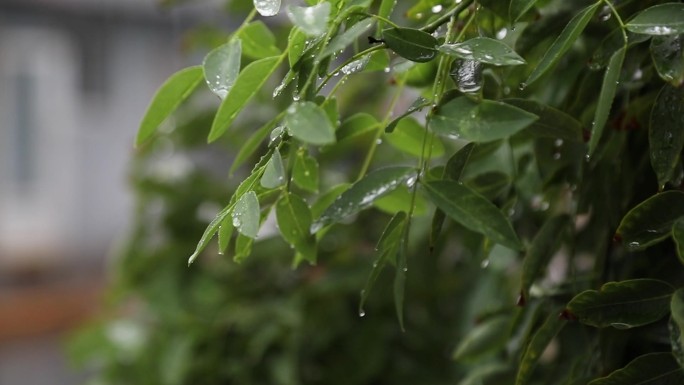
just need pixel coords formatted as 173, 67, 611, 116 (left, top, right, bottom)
285, 101, 336, 145
450, 59, 483, 94
254, 0, 281, 17
238, 21, 281, 59
136, 66, 203, 146
626, 3, 684, 36
382, 27, 438, 63
429, 97, 538, 142
616, 191, 684, 251
504, 99, 583, 142
217, 216, 234, 255
587, 353, 684, 385
453, 316, 512, 361
650, 84, 684, 188
203, 40, 241, 100
385, 97, 430, 133
520, 215, 571, 299
374, 185, 428, 216
311, 184, 351, 218
209, 55, 282, 142
312, 167, 418, 232
319, 18, 375, 59
515, 310, 566, 385
444, 143, 476, 180
464, 171, 511, 200
276, 192, 317, 264
422, 180, 523, 250
591, 29, 649, 70
671, 288, 684, 367
260, 148, 286, 189
651, 34, 684, 85
292, 149, 319, 193
440, 37, 526, 66
510, 0, 540, 23
232, 191, 260, 239
567, 279, 674, 329
286, 3, 331, 37
229, 116, 279, 175
384, 117, 444, 158
589, 46, 626, 157
525, 2, 600, 86
233, 233, 254, 263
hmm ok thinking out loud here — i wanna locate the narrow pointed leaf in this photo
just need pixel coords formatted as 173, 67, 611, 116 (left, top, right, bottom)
260, 149, 286, 189
626, 3, 684, 36
285, 101, 336, 145
276, 193, 317, 264
311, 184, 351, 218
385, 96, 430, 133
445, 143, 476, 180
377, 0, 397, 31
588, 353, 684, 385
464, 172, 511, 201
286, 3, 331, 37
453, 316, 512, 361
504, 99, 583, 141
188, 203, 233, 265
566, 279, 674, 329
203, 39, 241, 100
521, 215, 571, 299
515, 310, 566, 385
429, 97, 538, 142
238, 21, 281, 59
382, 27, 438, 63
616, 191, 684, 251
230, 116, 279, 175
422, 180, 523, 250
232, 191, 260, 239
374, 186, 427, 216
650, 84, 684, 188
672, 218, 684, 265
319, 18, 375, 59
589, 46, 626, 156
671, 288, 684, 367
288, 27, 309, 67
136, 66, 203, 146
440, 38, 526, 66
209, 55, 282, 142
510, 0, 540, 23
312, 167, 418, 232
293, 149, 319, 193
234, 233, 254, 262
525, 2, 600, 86
651, 34, 684, 85
218, 217, 234, 255
384, 117, 444, 158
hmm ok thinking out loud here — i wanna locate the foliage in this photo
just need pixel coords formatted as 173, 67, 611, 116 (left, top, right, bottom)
73, 0, 684, 384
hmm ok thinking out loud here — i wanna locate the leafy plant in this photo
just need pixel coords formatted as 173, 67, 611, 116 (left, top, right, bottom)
74, 0, 684, 384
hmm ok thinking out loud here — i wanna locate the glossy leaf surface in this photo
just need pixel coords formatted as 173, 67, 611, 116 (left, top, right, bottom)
384, 117, 444, 158
509, 0, 540, 23
440, 37, 525, 66
203, 39, 241, 100
382, 27, 438, 63
232, 191, 260, 239
504, 99, 583, 141
292, 149, 319, 193
260, 148, 286, 189
650, 34, 684, 85
276, 193, 316, 264
286, 101, 336, 145
286, 3, 330, 36
587, 353, 684, 385
626, 3, 684, 36
616, 191, 684, 251
588, 46, 626, 157
650, 84, 684, 188
238, 21, 281, 59
319, 18, 374, 59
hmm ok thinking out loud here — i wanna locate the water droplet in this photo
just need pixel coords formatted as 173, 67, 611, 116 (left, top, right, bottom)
402, 267, 408, 272
598, 6, 611, 21
481, 259, 490, 268
375, 138, 383, 144
384, 67, 391, 73
503, 86, 511, 95
553, 152, 561, 160
496, 28, 508, 40
341, 56, 370, 75
554, 139, 564, 147
431, 4, 443, 13
451, 59, 483, 93
253, 0, 281, 17
518, 82, 527, 91
358, 310, 366, 317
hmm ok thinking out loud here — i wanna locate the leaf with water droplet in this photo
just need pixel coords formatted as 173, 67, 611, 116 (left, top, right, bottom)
382, 27, 438, 63
650, 84, 684, 189
319, 18, 375, 60
374, 185, 427, 216
422, 180, 523, 250
626, 3, 684, 36
285, 101, 336, 145
567, 279, 674, 329
276, 192, 317, 265
453, 316, 512, 361
292, 149, 319, 193
651, 34, 684, 86
136, 66, 203, 147
588, 353, 684, 385
429, 96, 538, 142
520, 215, 571, 300
591, 29, 649, 71
253, 0, 281, 17
229, 115, 280, 175
525, 2, 600, 86
384, 117, 444, 158
233, 233, 254, 263
208, 55, 283, 142
616, 191, 684, 251
385, 97, 430, 133
588, 46, 626, 157
311, 184, 351, 219
286, 3, 331, 37
232, 191, 260, 239
464, 171, 511, 201
203, 39, 241, 100
218, 216, 234, 255
509, 0, 541, 23
440, 37, 526, 66
312, 167, 418, 232
515, 309, 566, 385
503, 99, 583, 142
238, 21, 281, 59
260, 148, 286, 189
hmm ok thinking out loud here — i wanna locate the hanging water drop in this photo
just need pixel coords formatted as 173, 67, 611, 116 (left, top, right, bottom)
518, 82, 527, 90
254, 0, 281, 17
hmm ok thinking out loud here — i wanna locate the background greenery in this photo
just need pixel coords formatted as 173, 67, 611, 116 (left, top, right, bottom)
71, 0, 684, 384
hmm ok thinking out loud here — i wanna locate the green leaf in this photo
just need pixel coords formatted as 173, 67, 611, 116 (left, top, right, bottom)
254, 0, 281, 17
229, 116, 279, 175
286, 3, 331, 36
311, 184, 351, 218
616, 191, 684, 251
591, 29, 650, 70
382, 27, 438, 63
337, 112, 380, 142
444, 143, 476, 181
464, 172, 511, 201
422, 180, 523, 250
377, 0, 397, 31
440, 37, 526, 66
385, 97, 430, 133
524, 2, 600, 86
626, 3, 684, 36
288, 27, 308, 67
208, 55, 282, 142
276, 192, 317, 264
232, 191, 260, 239
520, 215, 571, 299
651, 34, 684, 86
319, 18, 375, 59
394, 235, 408, 331
218, 216, 234, 255
650, 84, 684, 189
136, 66, 203, 146
260, 148, 286, 189
203, 39, 241, 99
588, 353, 684, 385
566, 279, 674, 329
453, 316, 512, 361
285, 101, 336, 145
515, 310, 566, 385
292, 149, 319, 193
384, 117, 444, 158
503, 99, 583, 142
429, 97, 538, 142
359, 212, 406, 317
673, 218, 684, 265
374, 186, 428, 216
588, 46, 626, 157
671, 288, 684, 367
509, 0, 540, 23
312, 167, 418, 232
233, 233, 254, 263
238, 21, 281, 59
